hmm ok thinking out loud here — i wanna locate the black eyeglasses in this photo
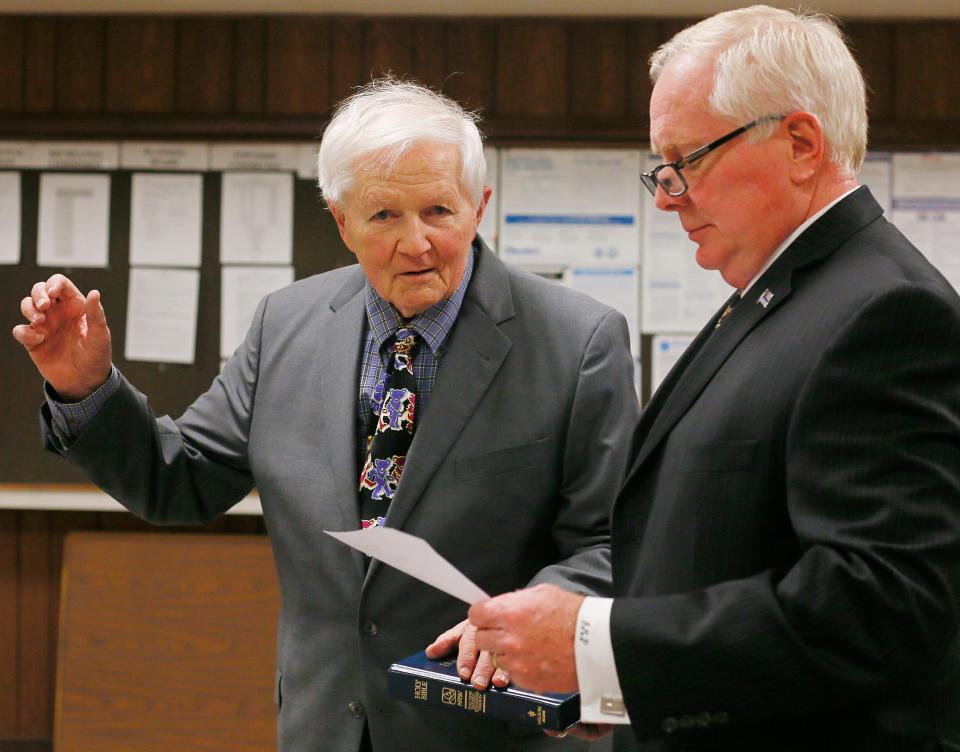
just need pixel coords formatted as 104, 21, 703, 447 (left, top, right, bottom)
641, 114, 786, 198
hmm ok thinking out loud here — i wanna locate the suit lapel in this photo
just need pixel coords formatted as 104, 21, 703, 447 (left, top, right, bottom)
317, 269, 367, 553
626, 187, 884, 479
365, 241, 513, 584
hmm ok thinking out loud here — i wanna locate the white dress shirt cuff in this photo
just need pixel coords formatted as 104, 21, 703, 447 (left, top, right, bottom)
574, 596, 631, 724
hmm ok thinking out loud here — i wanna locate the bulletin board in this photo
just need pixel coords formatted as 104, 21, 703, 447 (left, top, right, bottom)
0, 169, 353, 483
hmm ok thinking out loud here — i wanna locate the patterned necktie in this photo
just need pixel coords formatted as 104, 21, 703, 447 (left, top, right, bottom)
358, 327, 419, 529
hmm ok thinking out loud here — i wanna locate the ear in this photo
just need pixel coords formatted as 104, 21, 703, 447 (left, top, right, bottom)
783, 111, 824, 185
474, 186, 493, 227
328, 202, 355, 254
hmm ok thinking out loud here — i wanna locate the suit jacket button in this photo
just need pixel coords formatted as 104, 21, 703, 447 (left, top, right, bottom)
711, 711, 729, 725
348, 701, 365, 719
694, 711, 711, 727
662, 717, 679, 734
362, 619, 378, 636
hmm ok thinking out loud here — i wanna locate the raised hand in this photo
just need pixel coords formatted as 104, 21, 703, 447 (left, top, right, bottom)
12, 274, 112, 400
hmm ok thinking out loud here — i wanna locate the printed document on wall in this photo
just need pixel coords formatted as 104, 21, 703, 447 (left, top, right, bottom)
0, 172, 20, 264
220, 171, 293, 264
124, 267, 200, 364
892, 153, 960, 293
499, 149, 641, 266
37, 173, 110, 268
220, 265, 295, 358
651, 335, 694, 395
130, 173, 203, 267
563, 268, 640, 354
641, 157, 729, 332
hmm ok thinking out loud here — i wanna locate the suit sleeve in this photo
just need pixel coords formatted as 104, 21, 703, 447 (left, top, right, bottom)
610, 286, 960, 737
40, 296, 268, 524
528, 308, 642, 596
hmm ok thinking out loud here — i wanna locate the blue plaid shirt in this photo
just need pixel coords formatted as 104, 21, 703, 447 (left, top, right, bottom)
357, 250, 474, 461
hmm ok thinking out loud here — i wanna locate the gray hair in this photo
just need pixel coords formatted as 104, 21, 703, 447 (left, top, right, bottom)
650, 5, 867, 177
317, 78, 486, 207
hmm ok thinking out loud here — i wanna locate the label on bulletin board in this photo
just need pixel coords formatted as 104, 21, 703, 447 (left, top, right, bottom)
121, 142, 210, 172
499, 149, 641, 266
36, 142, 119, 170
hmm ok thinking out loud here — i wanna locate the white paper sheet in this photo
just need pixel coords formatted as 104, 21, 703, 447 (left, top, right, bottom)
893, 153, 960, 202
124, 267, 200, 364
130, 173, 203, 268
37, 173, 111, 268
892, 207, 960, 293
325, 527, 490, 605
563, 267, 640, 354
499, 148, 641, 266
858, 152, 892, 214
651, 335, 694, 395
641, 158, 730, 333
0, 172, 21, 264
478, 146, 499, 251
220, 265, 295, 358
220, 172, 294, 264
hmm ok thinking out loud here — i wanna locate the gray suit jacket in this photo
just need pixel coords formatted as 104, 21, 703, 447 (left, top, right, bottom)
609, 188, 960, 751
44, 240, 641, 752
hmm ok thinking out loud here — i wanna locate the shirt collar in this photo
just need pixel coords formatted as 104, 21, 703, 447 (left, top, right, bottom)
741, 185, 861, 297
364, 248, 475, 355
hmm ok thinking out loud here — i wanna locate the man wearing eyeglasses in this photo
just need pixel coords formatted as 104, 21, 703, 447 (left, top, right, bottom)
470, 6, 960, 751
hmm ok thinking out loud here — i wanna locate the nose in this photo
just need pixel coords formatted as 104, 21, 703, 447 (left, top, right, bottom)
654, 184, 686, 212
396, 216, 431, 257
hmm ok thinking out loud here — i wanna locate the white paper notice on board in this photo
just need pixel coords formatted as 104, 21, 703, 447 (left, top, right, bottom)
220, 265, 295, 358
124, 267, 200, 364
220, 172, 294, 264
478, 146, 499, 251
564, 267, 640, 354
858, 152, 892, 214
37, 173, 111, 268
0, 172, 21, 264
325, 527, 490, 605
893, 153, 960, 201
641, 157, 729, 333
130, 173, 204, 268
499, 148, 641, 266
892, 207, 960, 293
651, 335, 695, 395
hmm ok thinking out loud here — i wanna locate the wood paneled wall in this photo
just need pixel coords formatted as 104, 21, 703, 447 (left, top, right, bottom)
2, 11, 959, 748
0, 15, 957, 145
0, 509, 265, 746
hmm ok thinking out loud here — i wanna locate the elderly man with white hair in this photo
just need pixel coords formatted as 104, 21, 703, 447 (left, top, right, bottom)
13, 80, 640, 751
470, 6, 960, 751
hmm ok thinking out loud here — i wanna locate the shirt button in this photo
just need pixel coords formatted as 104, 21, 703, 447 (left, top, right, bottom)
662, 717, 679, 734
348, 700, 365, 719
362, 619, 379, 637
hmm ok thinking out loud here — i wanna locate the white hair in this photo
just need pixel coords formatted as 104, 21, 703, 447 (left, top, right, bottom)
317, 78, 486, 207
650, 5, 867, 177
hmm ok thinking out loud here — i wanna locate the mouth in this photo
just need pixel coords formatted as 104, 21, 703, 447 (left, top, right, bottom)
399, 269, 435, 278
